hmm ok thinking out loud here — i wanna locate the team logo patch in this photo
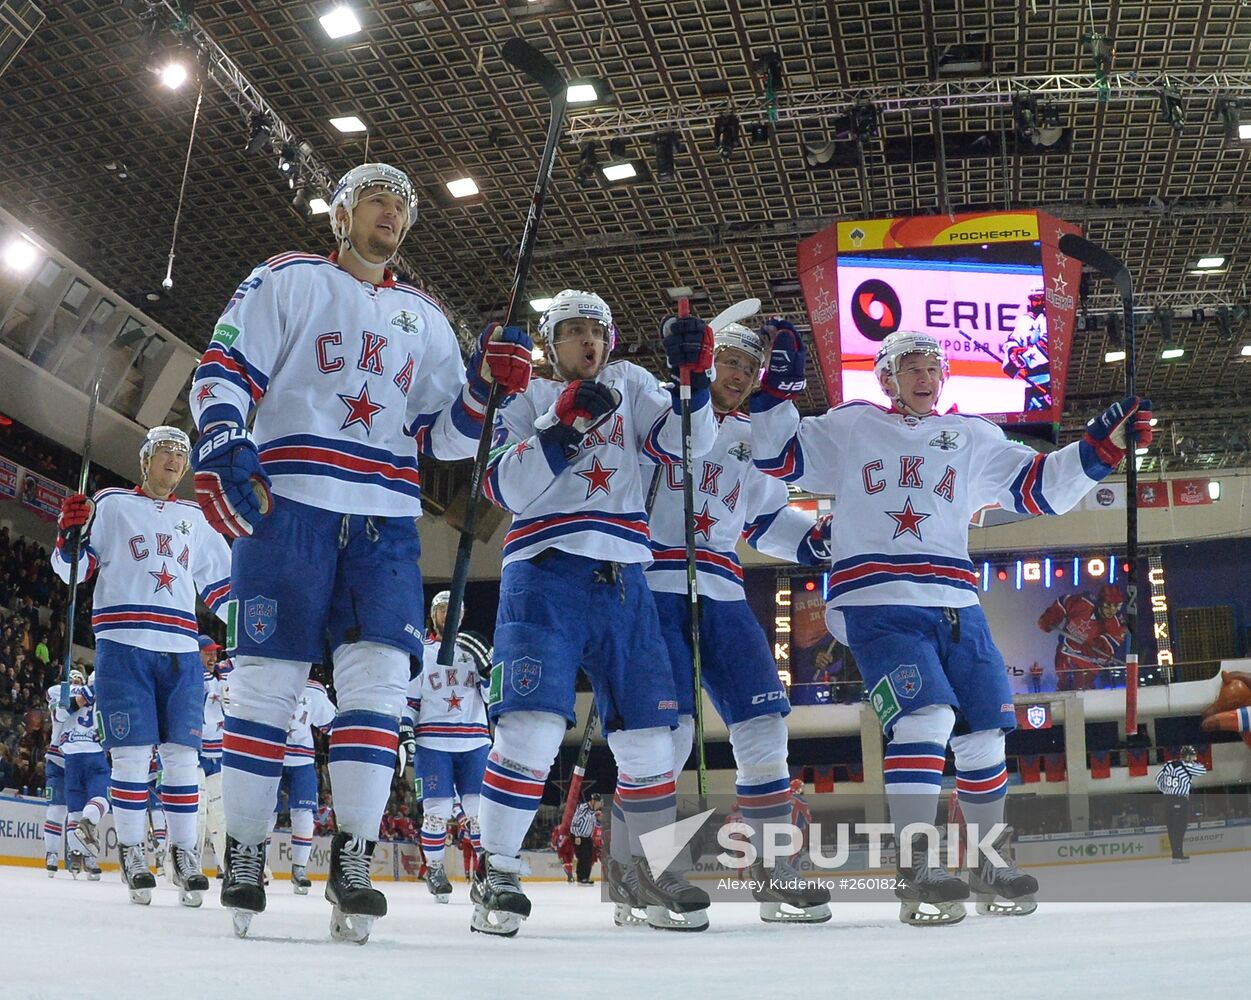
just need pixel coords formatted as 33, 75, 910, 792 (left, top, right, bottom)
728, 441, 751, 463
1094, 487, 1116, 507
390, 309, 425, 336
243, 595, 278, 644
509, 656, 542, 697
175, 519, 192, 535
1026, 705, 1048, 729
889, 662, 922, 699
108, 711, 131, 741
928, 430, 961, 451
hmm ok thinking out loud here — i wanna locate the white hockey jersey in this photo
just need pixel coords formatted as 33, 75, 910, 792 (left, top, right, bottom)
201, 658, 232, 762
405, 635, 490, 752
189, 250, 484, 518
751, 399, 1113, 628
645, 411, 818, 601
45, 683, 73, 769
1007, 313, 1049, 372
284, 679, 336, 767
51, 487, 232, 653
56, 684, 103, 756
483, 361, 717, 567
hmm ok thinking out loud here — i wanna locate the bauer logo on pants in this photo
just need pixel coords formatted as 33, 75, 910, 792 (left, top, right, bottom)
243, 595, 278, 644
510, 656, 542, 697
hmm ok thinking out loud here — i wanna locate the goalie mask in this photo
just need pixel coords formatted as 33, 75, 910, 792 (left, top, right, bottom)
538, 289, 616, 379
139, 425, 190, 484
330, 162, 418, 251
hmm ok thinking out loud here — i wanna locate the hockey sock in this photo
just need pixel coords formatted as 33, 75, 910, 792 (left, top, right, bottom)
109, 745, 154, 846
327, 709, 399, 839
608, 728, 677, 862
44, 804, 66, 855
291, 809, 314, 867
884, 741, 947, 846
81, 795, 109, 827
479, 712, 565, 859
66, 812, 85, 855
421, 815, 448, 866
609, 793, 634, 864
158, 744, 200, 849
728, 715, 792, 864
951, 730, 1009, 843
222, 717, 288, 845
460, 794, 482, 852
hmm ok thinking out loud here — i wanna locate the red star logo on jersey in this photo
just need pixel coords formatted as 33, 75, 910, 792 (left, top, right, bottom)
338, 381, 386, 434
149, 561, 178, 594
514, 440, 532, 460
575, 456, 616, 498
195, 382, 218, 403
885, 497, 931, 540
444, 692, 463, 711
692, 501, 719, 539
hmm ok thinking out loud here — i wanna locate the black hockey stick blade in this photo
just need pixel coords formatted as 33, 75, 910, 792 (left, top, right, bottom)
502, 37, 566, 100
1058, 233, 1133, 301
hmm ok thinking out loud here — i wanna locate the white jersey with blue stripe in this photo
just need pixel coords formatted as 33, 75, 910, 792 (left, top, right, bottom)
51, 487, 232, 653
751, 399, 1112, 615
284, 680, 336, 767
645, 411, 817, 601
45, 683, 73, 766
56, 684, 104, 756
484, 361, 716, 567
189, 251, 484, 518
202, 659, 232, 761
405, 636, 490, 752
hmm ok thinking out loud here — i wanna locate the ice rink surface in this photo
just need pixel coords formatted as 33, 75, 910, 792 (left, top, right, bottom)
2, 859, 1243, 1000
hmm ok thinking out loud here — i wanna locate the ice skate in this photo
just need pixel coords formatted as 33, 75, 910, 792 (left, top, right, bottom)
221, 836, 267, 937
82, 853, 102, 881
470, 854, 531, 937
325, 832, 386, 944
425, 860, 452, 903
604, 857, 647, 928
76, 815, 100, 853
171, 845, 210, 908
633, 857, 710, 932
750, 857, 832, 924
291, 864, 311, 895
45, 852, 58, 877
895, 837, 969, 926
67, 851, 83, 879
967, 826, 1038, 916
119, 842, 156, 906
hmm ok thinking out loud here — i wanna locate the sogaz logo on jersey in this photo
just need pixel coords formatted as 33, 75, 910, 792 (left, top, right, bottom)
390, 310, 425, 336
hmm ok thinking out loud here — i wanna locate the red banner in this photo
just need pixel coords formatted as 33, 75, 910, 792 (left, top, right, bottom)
1090, 751, 1112, 779
1016, 703, 1053, 729
1127, 747, 1150, 776
813, 766, 835, 794
1137, 482, 1170, 508
18, 469, 68, 521
1170, 478, 1212, 506
0, 457, 18, 500
1044, 753, 1066, 782
1018, 755, 1042, 783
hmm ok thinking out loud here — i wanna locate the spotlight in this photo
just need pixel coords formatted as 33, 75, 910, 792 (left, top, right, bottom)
1215, 306, 1233, 341
803, 136, 837, 166
278, 143, 299, 187
576, 143, 599, 187
749, 122, 772, 145
600, 138, 636, 182
245, 111, 273, 156
1158, 85, 1185, 133
1013, 92, 1066, 148
653, 132, 680, 182
2, 236, 38, 272
851, 102, 879, 143
1216, 98, 1251, 144
714, 113, 740, 160
292, 182, 311, 219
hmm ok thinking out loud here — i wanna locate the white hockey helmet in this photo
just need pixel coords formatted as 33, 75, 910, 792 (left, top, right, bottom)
1027, 285, 1046, 314
873, 331, 949, 382
430, 590, 451, 612
330, 162, 418, 247
538, 289, 616, 378
139, 425, 191, 478
714, 322, 767, 368
69, 668, 86, 685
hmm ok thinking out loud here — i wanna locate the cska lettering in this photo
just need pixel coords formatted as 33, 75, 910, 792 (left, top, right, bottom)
315, 332, 344, 373
177, 545, 190, 570
699, 462, 723, 495
129, 535, 148, 561
667, 460, 730, 500
861, 457, 959, 503
393, 354, 415, 395
314, 331, 396, 378
156, 533, 173, 557
427, 667, 472, 691
357, 332, 388, 374
581, 415, 627, 450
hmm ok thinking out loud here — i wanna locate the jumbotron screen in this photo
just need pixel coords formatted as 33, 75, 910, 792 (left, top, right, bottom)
796, 210, 1083, 428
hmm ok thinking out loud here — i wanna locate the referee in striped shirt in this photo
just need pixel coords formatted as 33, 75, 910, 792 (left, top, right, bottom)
571, 794, 601, 885
1155, 746, 1207, 861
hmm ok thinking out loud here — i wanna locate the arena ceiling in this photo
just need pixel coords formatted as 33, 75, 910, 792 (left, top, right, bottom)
1, 0, 1249, 470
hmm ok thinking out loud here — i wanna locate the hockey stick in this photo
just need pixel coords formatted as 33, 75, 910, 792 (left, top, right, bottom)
555, 700, 600, 840
1058, 233, 1141, 735
439, 38, 567, 666
675, 298, 710, 801
709, 297, 762, 334
59, 349, 107, 711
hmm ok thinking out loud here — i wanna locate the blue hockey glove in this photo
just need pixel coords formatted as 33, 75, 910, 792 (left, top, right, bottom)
192, 424, 273, 539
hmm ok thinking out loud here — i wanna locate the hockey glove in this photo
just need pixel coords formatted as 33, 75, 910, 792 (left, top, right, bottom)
1003, 345, 1028, 379
1082, 395, 1153, 468
457, 629, 493, 682
797, 513, 833, 566
467, 323, 534, 402
760, 320, 807, 399
537, 380, 623, 460
397, 722, 416, 778
192, 424, 273, 539
57, 493, 95, 547
660, 314, 714, 391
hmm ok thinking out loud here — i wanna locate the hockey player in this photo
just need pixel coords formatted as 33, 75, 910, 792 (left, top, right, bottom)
58, 672, 107, 881
1037, 584, 1126, 691
188, 161, 532, 942
53, 425, 228, 908
1003, 287, 1050, 411
750, 327, 1153, 925
400, 590, 492, 904
42, 673, 77, 875
271, 676, 335, 894
635, 321, 832, 925
474, 288, 716, 935
197, 636, 230, 876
